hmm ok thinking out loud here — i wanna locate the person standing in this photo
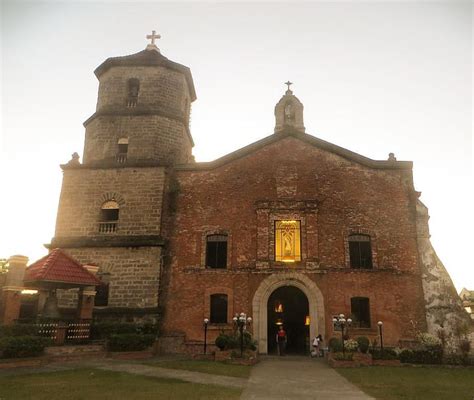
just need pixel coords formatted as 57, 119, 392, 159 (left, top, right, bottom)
276, 325, 287, 356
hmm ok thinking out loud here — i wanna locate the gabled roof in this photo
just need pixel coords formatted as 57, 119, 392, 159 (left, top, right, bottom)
24, 249, 100, 287
94, 48, 196, 101
176, 128, 413, 171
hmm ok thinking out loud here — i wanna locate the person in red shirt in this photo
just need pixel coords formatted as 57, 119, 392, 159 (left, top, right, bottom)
276, 325, 287, 356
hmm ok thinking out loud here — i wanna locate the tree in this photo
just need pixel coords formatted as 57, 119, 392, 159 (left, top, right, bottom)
0, 258, 8, 274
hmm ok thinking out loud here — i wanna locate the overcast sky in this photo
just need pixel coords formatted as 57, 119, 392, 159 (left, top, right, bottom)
1, 1, 472, 291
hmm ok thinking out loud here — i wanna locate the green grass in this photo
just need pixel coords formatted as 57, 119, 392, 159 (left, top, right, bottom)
338, 366, 474, 400
143, 359, 252, 378
0, 368, 242, 400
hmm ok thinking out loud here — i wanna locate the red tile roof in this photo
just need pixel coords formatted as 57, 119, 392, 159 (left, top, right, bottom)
24, 249, 100, 286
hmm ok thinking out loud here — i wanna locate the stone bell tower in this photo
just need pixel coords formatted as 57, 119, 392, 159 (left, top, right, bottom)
274, 81, 305, 133
50, 32, 197, 321
83, 30, 196, 166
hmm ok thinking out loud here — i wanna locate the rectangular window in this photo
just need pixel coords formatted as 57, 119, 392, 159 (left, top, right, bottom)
351, 297, 371, 328
206, 235, 228, 269
210, 294, 228, 323
275, 220, 301, 262
349, 235, 373, 269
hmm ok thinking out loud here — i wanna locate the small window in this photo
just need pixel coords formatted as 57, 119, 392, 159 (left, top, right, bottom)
351, 297, 371, 328
127, 78, 140, 107
206, 234, 228, 269
275, 220, 301, 262
349, 234, 373, 269
95, 282, 109, 307
116, 138, 129, 163
210, 294, 228, 324
99, 200, 119, 233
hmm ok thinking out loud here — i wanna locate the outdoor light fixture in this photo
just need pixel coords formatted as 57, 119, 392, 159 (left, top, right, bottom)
203, 318, 209, 354
233, 312, 252, 357
377, 321, 384, 353
333, 314, 352, 355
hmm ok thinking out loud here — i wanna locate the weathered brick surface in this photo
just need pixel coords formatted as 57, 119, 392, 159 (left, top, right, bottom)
161, 136, 427, 347
55, 167, 165, 238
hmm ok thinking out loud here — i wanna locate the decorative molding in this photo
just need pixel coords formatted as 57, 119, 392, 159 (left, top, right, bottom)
46, 235, 165, 249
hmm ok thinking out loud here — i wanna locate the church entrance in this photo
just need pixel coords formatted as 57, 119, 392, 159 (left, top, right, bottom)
267, 286, 309, 354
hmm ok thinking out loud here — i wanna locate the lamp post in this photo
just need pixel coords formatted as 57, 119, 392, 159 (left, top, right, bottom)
377, 321, 384, 354
203, 318, 209, 354
332, 314, 352, 355
233, 312, 252, 357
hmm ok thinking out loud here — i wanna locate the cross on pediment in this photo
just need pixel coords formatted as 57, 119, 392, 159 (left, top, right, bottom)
285, 81, 293, 91
146, 30, 161, 45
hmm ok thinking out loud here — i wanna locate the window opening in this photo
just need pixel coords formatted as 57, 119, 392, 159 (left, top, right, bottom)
210, 294, 228, 323
99, 200, 119, 233
349, 234, 373, 269
351, 297, 371, 328
275, 220, 301, 262
206, 234, 228, 269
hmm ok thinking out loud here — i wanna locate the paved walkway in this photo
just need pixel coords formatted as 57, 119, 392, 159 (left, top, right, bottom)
240, 356, 374, 400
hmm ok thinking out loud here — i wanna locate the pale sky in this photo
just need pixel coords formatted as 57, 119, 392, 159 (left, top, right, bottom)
1, 1, 472, 291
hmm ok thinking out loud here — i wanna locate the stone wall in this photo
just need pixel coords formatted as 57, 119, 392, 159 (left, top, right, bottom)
55, 167, 165, 238
57, 246, 162, 310
417, 200, 473, 350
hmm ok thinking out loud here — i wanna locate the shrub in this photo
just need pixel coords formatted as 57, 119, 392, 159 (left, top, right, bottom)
0, 324, 40, 337
328, 337, 342, 352
91, 322, 158, 340
344, 339, 358, 352
399, 347, 443, 364
417, 332, 441, 348
215, 334, 229, 350
0, 336, 49, 358
356, 336, 370, 353
333, 352, 354, 361
371, 348, 398, 360
107, 334, 155, 352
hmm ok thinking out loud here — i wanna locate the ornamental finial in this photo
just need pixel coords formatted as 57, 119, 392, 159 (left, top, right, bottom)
146, 30, 161, 52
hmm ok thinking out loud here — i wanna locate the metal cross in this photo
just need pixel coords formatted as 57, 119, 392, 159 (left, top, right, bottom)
285, 81, 293, 91
146, 30, 161, 45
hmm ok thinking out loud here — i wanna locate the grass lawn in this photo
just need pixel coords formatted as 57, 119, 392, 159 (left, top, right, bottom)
0, 368, 241, 400
338, 366, 474, 400
142, 359, 252, 378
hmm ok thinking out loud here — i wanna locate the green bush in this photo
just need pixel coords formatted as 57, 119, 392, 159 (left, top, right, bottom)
328, 337, 342, 352
399, 347, 442, 364
371, 348, 398, 360
0, 336, 49, 358
0, 324, 40, 337
107, 334, 155, 352
91, 322, 158, 340
356, 336, 370, 353
215, 334, 229, 350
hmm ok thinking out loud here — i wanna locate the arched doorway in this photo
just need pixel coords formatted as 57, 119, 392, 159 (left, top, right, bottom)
267, 286, 309, 354
252, 272, 325, 354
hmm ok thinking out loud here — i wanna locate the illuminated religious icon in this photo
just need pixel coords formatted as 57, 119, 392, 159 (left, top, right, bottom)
275, 301, 284, 313
275, 220, 301, 262
305, 316, 310, 326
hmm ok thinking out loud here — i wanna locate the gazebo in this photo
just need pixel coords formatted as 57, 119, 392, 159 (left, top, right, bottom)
23, 249, 101, 321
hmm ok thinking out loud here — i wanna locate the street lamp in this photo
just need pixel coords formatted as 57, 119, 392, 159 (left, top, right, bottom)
377, 321, 384, 353
332, 314, 352, 355
233, 312, 252, 357
203, 318, 209, 354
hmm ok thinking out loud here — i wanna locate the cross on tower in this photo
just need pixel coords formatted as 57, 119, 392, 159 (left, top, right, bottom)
285, 81, 293, 91
146, 30, 161, 45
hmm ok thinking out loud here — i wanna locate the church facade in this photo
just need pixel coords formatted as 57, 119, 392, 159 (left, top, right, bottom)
49, 38, 468, 354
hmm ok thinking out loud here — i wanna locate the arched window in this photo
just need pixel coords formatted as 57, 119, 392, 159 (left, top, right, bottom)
206, 234, 228, 269
348, 234, 373, 269
275, 220, 301, 262
99, 200, 119, 233
116, 138, 129, 163
95, 273, 110, 307
351, 297, 371, 328
127, 78, 140, 107
210, 294, 228, 323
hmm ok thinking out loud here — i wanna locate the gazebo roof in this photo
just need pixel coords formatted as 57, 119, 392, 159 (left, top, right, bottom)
23, 249, 100, 288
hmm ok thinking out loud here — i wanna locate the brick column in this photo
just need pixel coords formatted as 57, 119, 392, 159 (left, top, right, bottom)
0, 255, 28, 325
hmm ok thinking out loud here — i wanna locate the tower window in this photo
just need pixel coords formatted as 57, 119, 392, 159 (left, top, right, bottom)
95, 274, 110, 307
99, 200, 119, 233
127, 78, 140, 107
349, 234, 373, 269
275, 220, 301, 262
351, 297, 371, 328
206, 235, 228, 269
116, 138, 129, 163
210, 294, 228, 324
